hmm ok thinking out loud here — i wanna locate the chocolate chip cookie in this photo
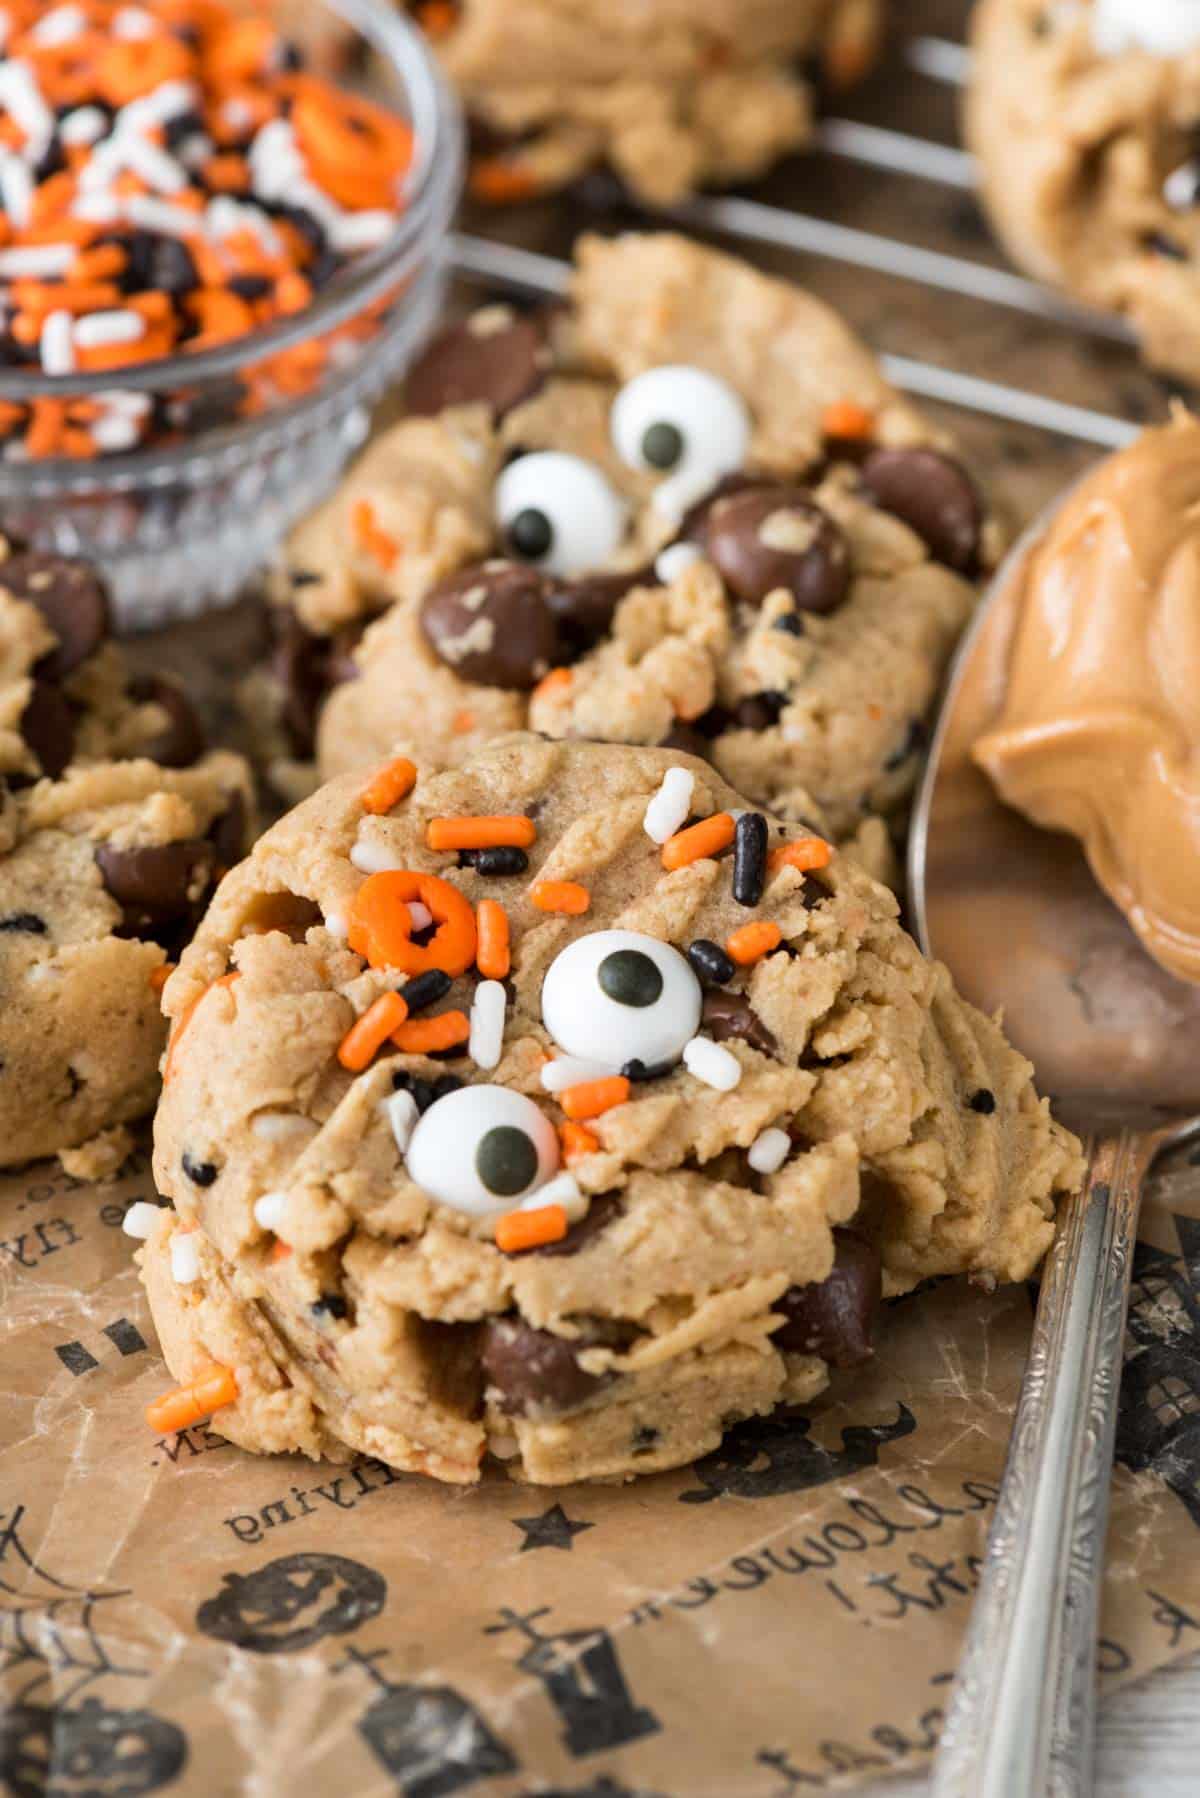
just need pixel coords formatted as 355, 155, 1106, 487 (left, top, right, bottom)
253, 232, 997, 840
0, 541, 252, 1173
968, 0, 1200, 382
140, 733, 1080, 1486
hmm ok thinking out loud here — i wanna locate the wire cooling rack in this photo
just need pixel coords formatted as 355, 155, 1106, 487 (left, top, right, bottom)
447, 23, 1145, 455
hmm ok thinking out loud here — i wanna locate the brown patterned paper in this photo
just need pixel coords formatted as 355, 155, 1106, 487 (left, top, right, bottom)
3, 1140, 1200, 1797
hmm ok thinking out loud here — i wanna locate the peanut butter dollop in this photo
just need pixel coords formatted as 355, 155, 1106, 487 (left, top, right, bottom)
974, 412, 1200, 985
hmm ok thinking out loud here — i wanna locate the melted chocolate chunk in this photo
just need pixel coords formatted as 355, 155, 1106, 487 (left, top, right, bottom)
658, 721, 711, 760
533, 1192, 623, 1259
208, 790, 247, 872
128, 675, 206, 768
4, 552, 111, 678
698, 485, 851, 614
701, 988, 778, 1056
481, 1312, 636, 1415
970, 1088, 997, 1115
420, 563, 559, 689
95, 838, 214, 934
544, 564, 657, 657
19, 679, 75, 778
406, 309, 548, 419
268, 610, 363, 759
773, 1229, 881, 1367
859, 448, 982, 573
732, 691, 788, 732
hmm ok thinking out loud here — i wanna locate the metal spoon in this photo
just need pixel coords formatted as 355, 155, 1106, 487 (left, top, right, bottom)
908, 509, 1200, 1798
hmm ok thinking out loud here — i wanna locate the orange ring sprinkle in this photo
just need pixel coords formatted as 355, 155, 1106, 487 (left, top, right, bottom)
767, 837, 832, 876
560, 1075, 630, 1120
661, 812, 735, 871
530, 880, 590, 916
360, 756, 417, 815
726, 920, 783, 965
426, 815, 537, 853
338, 991, 409, 1071
145, 1361, 238, 1435
476, 899, 510, 980
495, 1205, 568, 1254
348, 871, 477, 977
391, 1009, 470, 1054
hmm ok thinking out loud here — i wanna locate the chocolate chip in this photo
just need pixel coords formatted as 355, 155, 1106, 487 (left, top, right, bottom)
19, 679, 75, 778
544, 564, 656, 657
697, 485, 851, 614
406, 309, 548, 419
481, 1312, 636, 1414
686, 939, 735, 986
95, 838, 215, 932
0, 912, 47, 934
859, 448, 982, 573
129, 675, 206, 768
182, 1151, 218, 1186
733, 691, 788, 732
268, 610, 363, 759
420, 562, 559, 690
533, 1191, 622, 1259
3, 553, 111, 679
701, 988, 777, 1056
632, 1424, 660, 1454
970, 1088, 997, 1115
678, 471, 764, 541
773, 1229, 881, 1367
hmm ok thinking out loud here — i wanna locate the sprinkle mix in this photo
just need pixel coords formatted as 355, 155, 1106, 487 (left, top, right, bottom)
0, 0, 413, 460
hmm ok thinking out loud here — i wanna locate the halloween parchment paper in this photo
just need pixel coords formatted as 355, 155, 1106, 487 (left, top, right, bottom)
3, 1145, 1200, 1798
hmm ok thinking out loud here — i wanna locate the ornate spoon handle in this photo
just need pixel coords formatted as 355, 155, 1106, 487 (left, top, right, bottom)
932, 1127, 1151, 1798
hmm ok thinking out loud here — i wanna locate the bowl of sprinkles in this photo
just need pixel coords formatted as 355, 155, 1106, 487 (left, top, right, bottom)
0, 0, 462, 625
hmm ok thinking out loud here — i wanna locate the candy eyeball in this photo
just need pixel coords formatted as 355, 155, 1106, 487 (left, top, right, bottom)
495, 451, 626, 578
541, 929, 702, 1070
405, 1084, 560, 1218
1092, 0, 1200, 55
610, 366, 751, 516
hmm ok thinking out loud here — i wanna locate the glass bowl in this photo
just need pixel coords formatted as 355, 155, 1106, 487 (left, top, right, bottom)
0, 0, 464, 631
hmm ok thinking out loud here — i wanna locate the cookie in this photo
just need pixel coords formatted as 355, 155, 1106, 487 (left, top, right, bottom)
0, 543, 252, 1172
253, 232, 996, 840
967, 0, 1200, 382
140, 734, 1080, 1486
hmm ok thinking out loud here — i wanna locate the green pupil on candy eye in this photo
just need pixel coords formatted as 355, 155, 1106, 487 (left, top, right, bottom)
507, 506, 554, 561
598, 948, 663, 1008
640, 420, 684, 470
476, 1125, 539, 1196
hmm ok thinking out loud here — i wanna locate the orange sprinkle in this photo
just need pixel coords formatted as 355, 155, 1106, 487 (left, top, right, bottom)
351, 497, 398, 573
531, 666, 572, 704
768, 837, 833, 876
338, 991, 409, 1071
149, 964, 175, 996
821, 400, 876, 441
392, 1009, 470, 1054
360, 755, 417, 815
348, 870, 477, 977
469, 156, 540, 205
416, 1, 458, 37
495, 1205, 568, 1254
164, 970, 239, 1082
726, 920, 783, 965
530, 880, 590, 916
452, 709, 476, 733
475, 899, 511, 980
270, 1239, 293, 1263
145, 1361, 238, 1436
661, 812, 735, 872
560, 1075, 630, 1121
202, 154, 251, 193
559, 1121, 599, 1161
426, 815, 536, 853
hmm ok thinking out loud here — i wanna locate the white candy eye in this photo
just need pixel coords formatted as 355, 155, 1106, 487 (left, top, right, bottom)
405, 1084, 559, 1218
611, 366, 751, 513
541, 929, 702, 1072
1092, 0, 1200, 55
494, 451, 626, 578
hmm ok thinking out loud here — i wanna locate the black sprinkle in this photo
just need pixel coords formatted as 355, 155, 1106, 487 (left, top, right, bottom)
632, 1424, 660, 1455
400, 969, 452, 1015
164, 108, 205, 149
621, 1057, 676, 1084
311, 1293, 348, 1321
229, 273, 273, 300
687, 939, 735, 986
773, 611, 806, 637
1144, 231, 1188, 262
458, 846, 529, 876
733, 812, 768, 908
969, 1088, 997, 1115
884, 718, 927, 771
392, 1071, 435, 1113
431, 1073, 464, 1100
0, 912, 47, 934
290, 568, 322, 587
181, 1152, 218, 1186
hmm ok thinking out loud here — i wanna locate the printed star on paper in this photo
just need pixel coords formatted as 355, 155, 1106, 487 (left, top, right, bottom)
512, 1503, 594, 1553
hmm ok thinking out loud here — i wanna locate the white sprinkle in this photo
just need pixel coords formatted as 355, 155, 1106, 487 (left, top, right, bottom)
540, 1056, 614, 1094
0, 154, 33, 229
119, 133, 188, 195
123, 194, 198, 237
73, 310, 145, 350
0, 243, 74, 278
469, 979, 506, 1071
385, 1088, 419, 1153
407, 902, 433, 933
251, 1112, 315, 1142
0, 60, 54, 147
205, 195, 280, 255
350, 838, 409, 875
176, 132, 213, 169
253, 1191, 289, 1233
748, 1126, 791, 1175
120, 79, 197, 127
643, 765, 695, 844
654, 541, 703, 585
682, 1034, 742, 1092
170, 1232, 201, 1284
520, 1171, 587, 1223
39, 310, 75, 376
113, 5, 155, 38
98, 388, 152, 417
322, 908, 349, 940
329, 210, 396, 254
31, 5, 88, 45
71, 190, 122, 224
221, 97, 255, 132
91, 414, 141, 453
59, 106, 108, 147
121, 1200, 162, 1240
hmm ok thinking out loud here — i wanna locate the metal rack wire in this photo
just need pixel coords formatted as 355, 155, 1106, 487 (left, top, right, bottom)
450, 21, 1142, 453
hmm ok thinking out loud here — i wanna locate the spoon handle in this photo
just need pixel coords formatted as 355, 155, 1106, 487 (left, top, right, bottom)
931, 1126, 1151, 1798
